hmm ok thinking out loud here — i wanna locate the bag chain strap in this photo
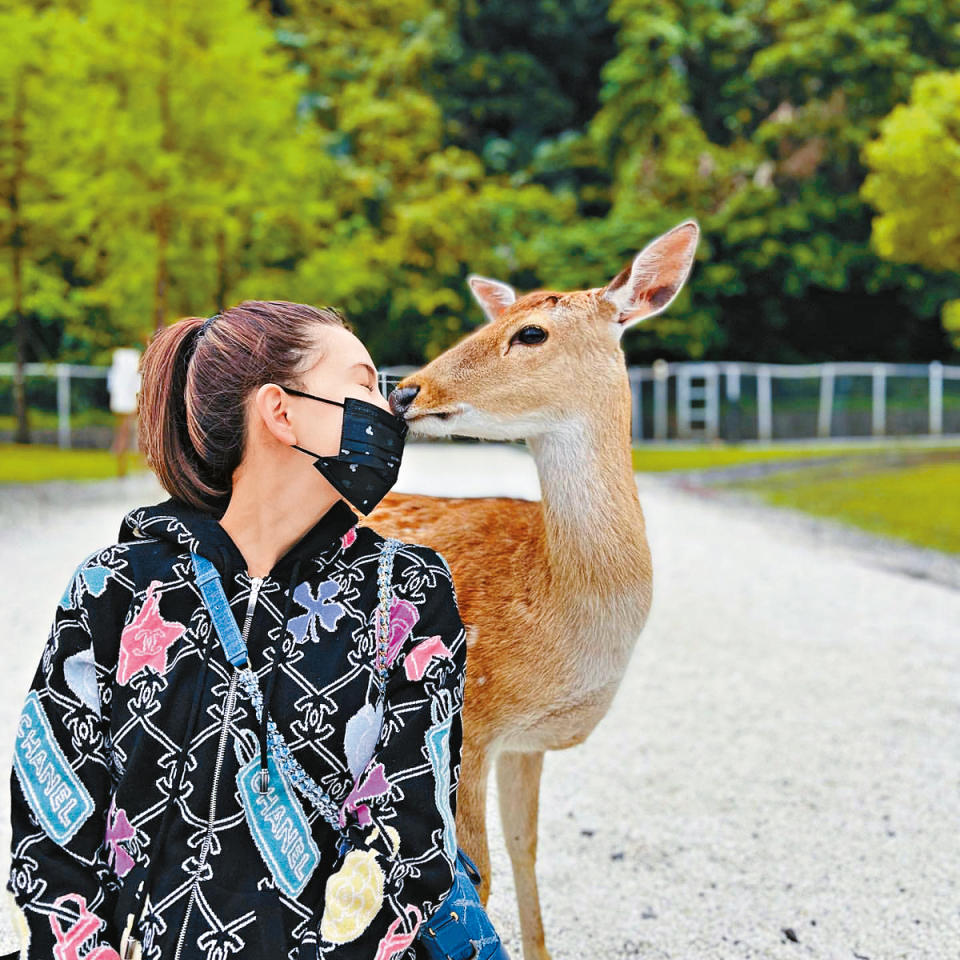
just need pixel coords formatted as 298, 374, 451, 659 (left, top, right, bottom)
238, 538, 401, 835
374, 536, 400, 703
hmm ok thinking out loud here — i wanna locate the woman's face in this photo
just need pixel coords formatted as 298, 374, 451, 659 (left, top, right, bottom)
282, 324, 392, 460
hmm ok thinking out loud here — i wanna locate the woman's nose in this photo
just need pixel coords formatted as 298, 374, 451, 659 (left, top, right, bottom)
389, 385, 420, 417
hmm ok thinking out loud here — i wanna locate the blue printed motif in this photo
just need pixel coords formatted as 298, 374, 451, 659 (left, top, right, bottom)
59, 563, 115, 611
287, 579, 346, 644
425, 714, 456, 862
13, 691, 94, 844
63, 649, 101, 716
235, 744, 321, 898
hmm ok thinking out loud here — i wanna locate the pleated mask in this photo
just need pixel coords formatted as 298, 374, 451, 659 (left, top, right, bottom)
279, 384, 408, 514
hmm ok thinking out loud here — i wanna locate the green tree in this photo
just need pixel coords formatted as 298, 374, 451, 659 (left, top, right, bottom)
0, 3, 88, 441
425, 0, 616, 184
558, 0, 960, 362
275, 0, 574, 363
64, 0, 329, 342
862, 70, 960, 349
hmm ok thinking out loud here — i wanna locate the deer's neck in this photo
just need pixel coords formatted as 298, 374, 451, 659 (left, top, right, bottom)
525, 405, 649, 594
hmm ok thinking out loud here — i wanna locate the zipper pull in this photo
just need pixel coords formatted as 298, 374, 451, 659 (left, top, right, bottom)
240, 576, 265, 642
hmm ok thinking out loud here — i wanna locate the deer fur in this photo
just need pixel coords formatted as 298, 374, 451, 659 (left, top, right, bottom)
358, 220, 700, 960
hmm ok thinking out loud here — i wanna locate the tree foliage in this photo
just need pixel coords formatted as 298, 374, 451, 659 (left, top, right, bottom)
1, 0, 959, 383
862, 70, 960, 348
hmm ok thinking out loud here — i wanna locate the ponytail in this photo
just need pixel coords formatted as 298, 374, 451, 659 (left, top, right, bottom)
138, 316, 226, 513
137, 301, 347, 515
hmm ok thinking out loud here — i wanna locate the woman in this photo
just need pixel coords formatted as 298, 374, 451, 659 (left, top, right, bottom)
6, 301, 467, 960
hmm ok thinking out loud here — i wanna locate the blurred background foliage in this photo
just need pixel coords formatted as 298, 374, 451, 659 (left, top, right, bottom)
2, 0, 959, 375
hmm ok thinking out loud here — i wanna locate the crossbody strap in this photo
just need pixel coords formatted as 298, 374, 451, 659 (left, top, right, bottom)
189, 538, 401, 834
192, 553, 248, 666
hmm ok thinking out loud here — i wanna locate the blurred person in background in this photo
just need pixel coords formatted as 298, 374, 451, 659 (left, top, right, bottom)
107, 347, 141, 477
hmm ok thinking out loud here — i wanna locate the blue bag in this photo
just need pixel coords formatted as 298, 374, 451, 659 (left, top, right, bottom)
191, 542, 510, 960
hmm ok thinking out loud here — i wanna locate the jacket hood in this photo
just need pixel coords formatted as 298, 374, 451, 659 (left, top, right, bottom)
117, 495, 360, 582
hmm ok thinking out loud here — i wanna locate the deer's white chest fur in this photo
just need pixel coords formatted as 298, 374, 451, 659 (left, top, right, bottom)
489, 422, 655, 753
497, 588, 652, 754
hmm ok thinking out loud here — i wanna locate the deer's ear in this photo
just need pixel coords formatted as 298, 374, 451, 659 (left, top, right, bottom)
468, 274, 517, 323
601, 220, 700, 332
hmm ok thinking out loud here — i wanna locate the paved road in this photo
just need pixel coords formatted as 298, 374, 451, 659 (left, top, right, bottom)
1, 444, 957, 958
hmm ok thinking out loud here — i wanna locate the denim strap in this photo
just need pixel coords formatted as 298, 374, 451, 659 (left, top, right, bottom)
190, 553, 248, 667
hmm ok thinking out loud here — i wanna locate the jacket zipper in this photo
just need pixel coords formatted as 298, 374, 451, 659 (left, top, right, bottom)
173, 575, 264, 960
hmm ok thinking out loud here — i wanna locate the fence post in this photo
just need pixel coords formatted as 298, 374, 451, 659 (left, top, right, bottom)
757, 365, 772, 441
653, 359, 669, 440
871, 364, 886, 437
57, 363, 71, 449
817, 363, 834, 438
629, 370, 643, 442
929, 361, 943, 435
725, 363, 741, 442
676, 366, 690, 439
707, 364, 720, 440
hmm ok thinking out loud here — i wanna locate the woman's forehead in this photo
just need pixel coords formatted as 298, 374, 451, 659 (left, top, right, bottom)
307, 324, 375, 375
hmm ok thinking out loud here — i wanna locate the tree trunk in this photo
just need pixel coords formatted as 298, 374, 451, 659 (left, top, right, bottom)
152, 209, 169, 335
11, 71, 29, 444
215, 228, 227, 313
154, 10, 173, 335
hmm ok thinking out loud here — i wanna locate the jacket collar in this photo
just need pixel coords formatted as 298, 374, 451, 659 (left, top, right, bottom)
119, 496, 359, 583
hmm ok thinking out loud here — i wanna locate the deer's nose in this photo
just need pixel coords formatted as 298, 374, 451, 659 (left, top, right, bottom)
389, 384, 420, 417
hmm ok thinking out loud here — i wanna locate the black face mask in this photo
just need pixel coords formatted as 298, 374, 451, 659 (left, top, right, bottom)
278, 384, 409, 515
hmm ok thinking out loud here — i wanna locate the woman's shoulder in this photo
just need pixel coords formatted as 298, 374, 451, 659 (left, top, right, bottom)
350, 526, 459, 605
54, 541, 145, 632
352, 525, 451, 569
59, 533, 175, 608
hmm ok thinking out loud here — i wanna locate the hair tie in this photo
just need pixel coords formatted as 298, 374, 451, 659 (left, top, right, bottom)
201, 312, 220, 335
178, 316, 210, 376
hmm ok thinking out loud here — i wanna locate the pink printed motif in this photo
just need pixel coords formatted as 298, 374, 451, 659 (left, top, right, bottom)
373, 904, 424, 960
404, 635, 453, 681
338, 762, 391, 829
105, 797, 136, 877
49, 893, 120, 960
341, 525, 358, 549
117, 580, 186, 685
376, 597, 419, 668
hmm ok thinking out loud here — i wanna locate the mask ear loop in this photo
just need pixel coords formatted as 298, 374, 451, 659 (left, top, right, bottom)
280, 384, 347, 461
277, 384, 345, 407
290, 442, 332, 460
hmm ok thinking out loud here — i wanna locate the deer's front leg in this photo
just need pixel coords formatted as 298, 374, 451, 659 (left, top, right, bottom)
454, 736, 494, 904
497, 749, 551, 960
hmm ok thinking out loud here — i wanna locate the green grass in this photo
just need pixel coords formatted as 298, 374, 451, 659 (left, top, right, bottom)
630, 441, 960, 554
723, 455, 960, 555
0, 409, 117, 430
0, 443, 149, 484
630, 440, 960, 473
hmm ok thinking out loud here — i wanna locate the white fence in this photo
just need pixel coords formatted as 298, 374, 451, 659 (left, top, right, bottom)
0, 362, 112, 449
2, 360, 959, 448
626, 360, 959, 442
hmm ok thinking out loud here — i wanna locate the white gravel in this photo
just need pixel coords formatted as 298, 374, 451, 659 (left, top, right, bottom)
1, 444, 957, 959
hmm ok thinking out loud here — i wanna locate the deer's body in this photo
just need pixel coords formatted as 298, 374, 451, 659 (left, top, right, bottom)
358, 222, 699, 960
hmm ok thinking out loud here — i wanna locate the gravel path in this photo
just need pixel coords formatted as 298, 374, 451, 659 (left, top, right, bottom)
1, 445, 957, 959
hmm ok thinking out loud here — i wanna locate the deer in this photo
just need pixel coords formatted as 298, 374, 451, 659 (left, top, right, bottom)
357, 220, 700, 960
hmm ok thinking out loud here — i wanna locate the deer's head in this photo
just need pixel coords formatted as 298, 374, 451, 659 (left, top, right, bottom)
389, 220, 699, 441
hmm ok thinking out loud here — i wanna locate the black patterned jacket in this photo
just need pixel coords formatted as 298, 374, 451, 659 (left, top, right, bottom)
7, 495, 467, 960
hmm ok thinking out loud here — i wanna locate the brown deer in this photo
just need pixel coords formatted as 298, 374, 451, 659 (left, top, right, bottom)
359, 220, 700, 960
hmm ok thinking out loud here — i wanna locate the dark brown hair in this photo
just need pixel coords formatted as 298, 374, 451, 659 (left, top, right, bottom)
138, 300, 348, 514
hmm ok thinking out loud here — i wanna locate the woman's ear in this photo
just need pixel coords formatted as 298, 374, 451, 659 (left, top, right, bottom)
253, 383, 298, 447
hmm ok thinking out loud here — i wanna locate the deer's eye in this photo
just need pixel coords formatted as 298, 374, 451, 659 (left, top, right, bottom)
511, 326, 548, 346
